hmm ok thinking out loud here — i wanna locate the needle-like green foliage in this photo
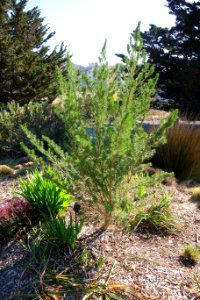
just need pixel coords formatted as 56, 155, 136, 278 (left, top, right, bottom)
21, 23, 178, 230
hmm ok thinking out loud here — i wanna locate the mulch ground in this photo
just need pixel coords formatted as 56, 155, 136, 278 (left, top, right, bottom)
0, 163, 200, 300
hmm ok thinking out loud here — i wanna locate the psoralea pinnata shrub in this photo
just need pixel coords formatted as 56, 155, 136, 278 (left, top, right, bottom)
21, 23, 178, 230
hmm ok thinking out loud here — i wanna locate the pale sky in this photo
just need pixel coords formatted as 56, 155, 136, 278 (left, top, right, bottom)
26, 0, 176, 66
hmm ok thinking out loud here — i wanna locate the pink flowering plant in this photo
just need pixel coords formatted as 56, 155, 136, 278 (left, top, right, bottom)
0, 197, 34, 243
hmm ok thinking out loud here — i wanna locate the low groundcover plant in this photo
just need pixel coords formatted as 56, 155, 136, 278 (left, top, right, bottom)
0, 197, 33, 242
21, 23, 178, 230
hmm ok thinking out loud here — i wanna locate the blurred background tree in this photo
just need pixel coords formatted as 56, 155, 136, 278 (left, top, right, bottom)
141, 0, 200, 114
0, 0, 67, 105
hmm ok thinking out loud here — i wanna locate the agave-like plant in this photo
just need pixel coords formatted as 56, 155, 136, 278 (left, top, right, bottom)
17, 169, 73, 219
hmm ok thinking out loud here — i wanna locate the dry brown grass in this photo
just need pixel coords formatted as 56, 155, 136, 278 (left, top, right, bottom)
0, 165, 14, 175
153, 121, 200, 180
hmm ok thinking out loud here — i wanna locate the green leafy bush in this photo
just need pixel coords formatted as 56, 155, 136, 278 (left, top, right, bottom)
0, 100, 67, 158
17, 170, 73, 218
152, 121, 200, 180
21, 23, 178, 230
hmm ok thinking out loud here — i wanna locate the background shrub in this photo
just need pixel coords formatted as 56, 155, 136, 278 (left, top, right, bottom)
152, 121, 200, 180
0, 101, 68, 158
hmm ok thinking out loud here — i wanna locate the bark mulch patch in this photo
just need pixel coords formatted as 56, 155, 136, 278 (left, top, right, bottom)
0, 166, 200, 299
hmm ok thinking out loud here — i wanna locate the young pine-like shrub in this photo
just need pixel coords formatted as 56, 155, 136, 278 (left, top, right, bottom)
21, 23, 178, 230
152, 121, 200, 180
0, 100, 67, 158
17, 170, 73, 218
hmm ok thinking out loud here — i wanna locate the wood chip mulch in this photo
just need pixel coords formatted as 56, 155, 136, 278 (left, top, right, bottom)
0, 177, 200, 299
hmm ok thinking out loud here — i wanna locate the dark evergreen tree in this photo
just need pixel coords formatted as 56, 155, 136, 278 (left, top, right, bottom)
141, 0, 200, 112
0, 0, 66, 104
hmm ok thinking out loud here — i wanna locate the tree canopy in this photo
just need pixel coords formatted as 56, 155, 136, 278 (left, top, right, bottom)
141, 0, 200, 112
0, 0, 67, 104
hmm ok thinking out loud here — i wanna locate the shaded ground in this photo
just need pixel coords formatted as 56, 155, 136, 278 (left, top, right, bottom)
0, 160, 200, 299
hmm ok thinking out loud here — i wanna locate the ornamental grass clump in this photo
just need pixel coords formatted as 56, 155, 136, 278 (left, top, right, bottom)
152, 121, 200, 180
190, 186, 200, 208
42, 214, 83, 250
181, 244, 200, 266
114, 170, 177, 233
21, 23, 178, 230
132, 193, 177, 234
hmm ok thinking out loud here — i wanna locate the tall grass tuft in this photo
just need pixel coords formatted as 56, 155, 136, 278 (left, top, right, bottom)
42, 214, 83, 250
180, 244, 200, 265
131, 193, 177, 234
152, 121, 200, 180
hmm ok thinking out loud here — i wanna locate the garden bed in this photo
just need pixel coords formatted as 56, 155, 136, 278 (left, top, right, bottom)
0, 162, 200, 299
